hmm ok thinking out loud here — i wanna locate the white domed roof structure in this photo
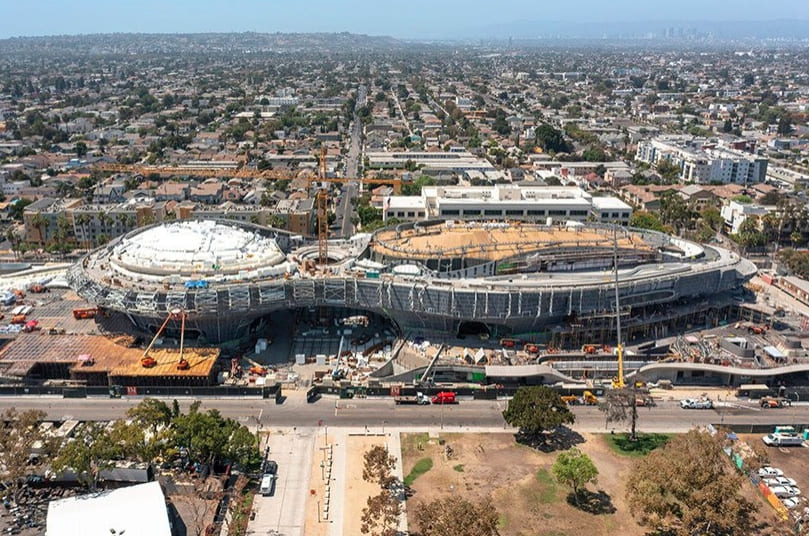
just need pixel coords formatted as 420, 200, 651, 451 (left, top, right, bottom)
107, 220, 289, 282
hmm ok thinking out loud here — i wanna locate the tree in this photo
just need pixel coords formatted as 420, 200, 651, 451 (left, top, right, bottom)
415, 496, 500, 536
29, 212, 49, 244
629, 211, 665, 232
502, 386, 574, 442
0, 409, 47, 503
552, 448, 598, 505
599, 388, 640, 440
777, 114, 793, 136
362, 445, 396, 488
655, 159, 680, 182
535, 123, 571, 154
127, 397, 172, 437
361, 489, 401, 536
51, 423, 117, 490
75, 141, 88, 159
700, 207, 723, 231
626, 429, 757, 536
170, 405, 259, 470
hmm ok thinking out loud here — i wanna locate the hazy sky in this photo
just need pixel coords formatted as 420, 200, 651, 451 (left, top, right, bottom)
3, 0, 808, 39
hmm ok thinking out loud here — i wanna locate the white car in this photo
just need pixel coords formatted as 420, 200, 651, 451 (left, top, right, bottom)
782, 497, 801, 509
764, 476, 797, 487
768, 485, 800, 499
680, 398, 713, 409
758, 466, 784, 477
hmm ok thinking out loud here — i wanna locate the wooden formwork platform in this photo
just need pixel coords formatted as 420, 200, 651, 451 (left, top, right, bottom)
0, 333, 218, 383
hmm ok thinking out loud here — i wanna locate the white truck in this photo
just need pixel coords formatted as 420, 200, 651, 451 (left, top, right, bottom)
260, 474, 276, 496
762, 433, 804, 447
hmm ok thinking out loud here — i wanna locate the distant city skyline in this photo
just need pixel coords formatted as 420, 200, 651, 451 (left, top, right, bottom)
3, 0, 809, 40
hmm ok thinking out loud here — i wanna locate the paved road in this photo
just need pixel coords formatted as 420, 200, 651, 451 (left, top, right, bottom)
249, 429, 314, 536
340, 84, 365, 238
1, 396, 807, 432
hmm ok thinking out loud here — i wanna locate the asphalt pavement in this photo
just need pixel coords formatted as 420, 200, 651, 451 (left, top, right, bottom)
1, 394, 807, 433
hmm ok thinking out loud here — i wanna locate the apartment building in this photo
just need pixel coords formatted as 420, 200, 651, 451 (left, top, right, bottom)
636, 136, 768, 185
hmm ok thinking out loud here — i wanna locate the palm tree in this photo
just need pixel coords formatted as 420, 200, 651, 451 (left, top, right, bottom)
75, 213, 91, 250
29, 213, 48, 245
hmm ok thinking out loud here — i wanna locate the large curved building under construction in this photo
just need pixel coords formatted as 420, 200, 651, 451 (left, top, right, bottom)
67, 219, 757, 343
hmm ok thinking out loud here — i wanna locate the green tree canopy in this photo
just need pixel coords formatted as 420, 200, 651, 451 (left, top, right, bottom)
629, 211, 665, 232
127, 398, 172, 436
502, 386, 575, 441
0, 409, 47, 502
535, 124, 571, 154
552, 447, 599, 505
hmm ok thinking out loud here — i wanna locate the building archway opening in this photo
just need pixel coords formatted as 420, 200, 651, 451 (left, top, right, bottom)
457, 321, 491, 339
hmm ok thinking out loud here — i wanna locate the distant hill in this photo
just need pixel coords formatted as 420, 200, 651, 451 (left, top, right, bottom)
0, 32, 404, 55
463, 19, 809, 41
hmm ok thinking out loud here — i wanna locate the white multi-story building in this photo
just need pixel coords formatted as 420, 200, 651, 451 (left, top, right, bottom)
720, 200, 769, 234
365, 150, 495, 174
636, 136, 767, 185
383, 185, 632, 225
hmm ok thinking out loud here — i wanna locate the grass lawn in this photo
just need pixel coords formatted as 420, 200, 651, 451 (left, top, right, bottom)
533, 468, 559, 504
604, 433, 672, 457
404, 457, 433, 486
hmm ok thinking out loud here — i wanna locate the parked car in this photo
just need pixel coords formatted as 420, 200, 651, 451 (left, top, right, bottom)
782, 497, 802, 509
768, 485, 801, 499
263, 460, 278, 476
764, 476, 797, 487
758, 466, 784, 477
680, 398, 713, 409
762, 433, 804, 447
260, 473, 276, 497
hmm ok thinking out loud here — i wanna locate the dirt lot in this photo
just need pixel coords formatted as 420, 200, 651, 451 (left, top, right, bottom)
401, 432, 645, 536
343, 436, 387, 536
401, 431, 793, 536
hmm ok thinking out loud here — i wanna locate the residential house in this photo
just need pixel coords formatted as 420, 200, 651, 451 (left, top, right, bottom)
189, 180, 225, 204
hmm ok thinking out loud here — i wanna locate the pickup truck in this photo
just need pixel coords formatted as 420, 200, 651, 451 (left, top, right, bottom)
760, 396, 791, 408
394, 392, 431, 405
762, 433, 804, 447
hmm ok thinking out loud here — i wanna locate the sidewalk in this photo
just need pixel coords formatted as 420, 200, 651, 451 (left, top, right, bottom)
386, 431, 408, 535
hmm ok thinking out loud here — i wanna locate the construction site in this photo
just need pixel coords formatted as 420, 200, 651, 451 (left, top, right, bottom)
5, 214, 809, 391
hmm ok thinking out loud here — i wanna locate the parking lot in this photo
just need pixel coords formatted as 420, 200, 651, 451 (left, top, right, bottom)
248, 428, 315, 536
746, 433, 809, 515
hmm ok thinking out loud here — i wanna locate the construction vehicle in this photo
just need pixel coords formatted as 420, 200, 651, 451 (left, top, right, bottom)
500, 338, 518, 348
582, 344, 598, 354
760, 396, 791, 408
141, 309, 186, 369
72, 307, 98, 320
431, 392, 456, 404
562, 391, 598, 405
524, 343, 539, 354
11, 314, 27, 324
249, 365, 268, 376
747, 324, 769, 335
394, 392, 431, 405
